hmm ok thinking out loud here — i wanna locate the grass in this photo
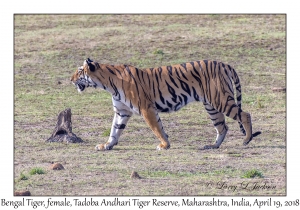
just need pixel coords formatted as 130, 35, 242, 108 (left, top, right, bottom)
242, 169, 264, 178
29, 167, 46, 175
102, 129, 111, 137
14, 14, 286, 196
18, 172, 29, 181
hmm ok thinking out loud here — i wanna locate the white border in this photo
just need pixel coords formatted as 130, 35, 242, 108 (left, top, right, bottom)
2, 1, 297, 209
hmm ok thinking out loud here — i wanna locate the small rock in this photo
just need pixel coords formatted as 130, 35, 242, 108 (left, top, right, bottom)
14, 190, 31, 196
50, 162, 64, 170
130, 171, 141, 179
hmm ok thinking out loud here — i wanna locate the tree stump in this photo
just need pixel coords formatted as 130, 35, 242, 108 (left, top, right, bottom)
46, 108, 83, 143
14, 190, 31, 196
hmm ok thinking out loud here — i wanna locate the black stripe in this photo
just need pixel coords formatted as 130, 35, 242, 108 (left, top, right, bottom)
174, 102, 181, 111
166, 81, 177, 103
205, 106, 215, 111
226, 104, 237, 117
115, 68, 122, 76
155, 72, 159, 85
212, 61, 217, 78
158, 67, 163, 80
136, 68, 141, 82
155, 102, 169, 112
157, 117, 161, 122
179, 79, 191, 96
98, 71, 106, 79
109, 77, 120, 100
190, 71, 206, 102
114, 124, 126, 129
181, 93, 188, 105
167, 66, 173, 75
237, 107, 242, 122
201, 61, 210, 102
179, 69, 188, 80
147, 73, 151, 90
116, 112, 131, 118
155, 102, 163, 110
130, 101, 133, 109
169, 74, 179, 88
126, 66, 140, 95
180, 63, 187, 71
233, 113, 237, 120
192, 86, 200, 101
141, 70, 145, 83
175, 67, 180, 78
196, 61, 202, 71
158, 88, 165, 104
178, 95, 183, 104
214, 120, 225, 127
166, 100, 173, 109
152, 82, 156, 98
190, 62, 200, 77
208, 111, 219, 115
106, 66, 116, 75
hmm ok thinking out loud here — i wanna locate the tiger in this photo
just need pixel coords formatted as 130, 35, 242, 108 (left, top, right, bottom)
70, 58, 261, 151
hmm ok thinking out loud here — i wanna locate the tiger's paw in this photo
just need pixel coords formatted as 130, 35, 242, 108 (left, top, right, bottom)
243, 131, 262, 146
156, 143, 170, 150
203, 144, 220, 150
95, 143, 113, 151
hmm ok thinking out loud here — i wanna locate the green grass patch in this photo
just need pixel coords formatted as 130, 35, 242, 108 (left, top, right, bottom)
29, 167, 46, 175
102, 128, 111, 137
18, 172, 29, 181
242, 169, 264, 178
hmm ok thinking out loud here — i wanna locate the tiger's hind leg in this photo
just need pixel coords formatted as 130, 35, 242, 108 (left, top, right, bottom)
238, 121, 246, 136
141, 107, 170, 150
222, 100, 261, 146
95, 99, 133, 151
203, 103, 228, 149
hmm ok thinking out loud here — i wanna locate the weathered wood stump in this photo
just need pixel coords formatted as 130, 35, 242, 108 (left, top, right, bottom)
46, 108, 83, 143
14, 190, 31, 196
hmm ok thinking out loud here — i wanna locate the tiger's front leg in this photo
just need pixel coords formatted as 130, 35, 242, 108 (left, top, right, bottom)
141, 107, 170, 150
95, 99, 133, 151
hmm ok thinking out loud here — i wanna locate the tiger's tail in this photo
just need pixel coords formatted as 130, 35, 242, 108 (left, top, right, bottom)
229, 66, 246, 136
230, 65, 262, 139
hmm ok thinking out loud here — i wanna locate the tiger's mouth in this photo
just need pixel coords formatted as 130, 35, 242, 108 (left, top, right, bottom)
78, 83, 86, 92
76, 83, 86, 92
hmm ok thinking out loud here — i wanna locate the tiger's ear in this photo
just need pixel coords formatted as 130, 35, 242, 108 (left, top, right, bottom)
83, 58, 91, 65
83, 58, 95, 72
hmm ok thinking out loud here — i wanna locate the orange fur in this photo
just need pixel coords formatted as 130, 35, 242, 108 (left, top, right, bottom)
71, 58, 261, 150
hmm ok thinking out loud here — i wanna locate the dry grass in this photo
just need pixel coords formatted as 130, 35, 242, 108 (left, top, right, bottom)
14, 14, 286, 196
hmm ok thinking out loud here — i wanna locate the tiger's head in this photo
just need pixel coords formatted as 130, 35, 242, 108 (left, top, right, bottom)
70, 58, 98, 92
